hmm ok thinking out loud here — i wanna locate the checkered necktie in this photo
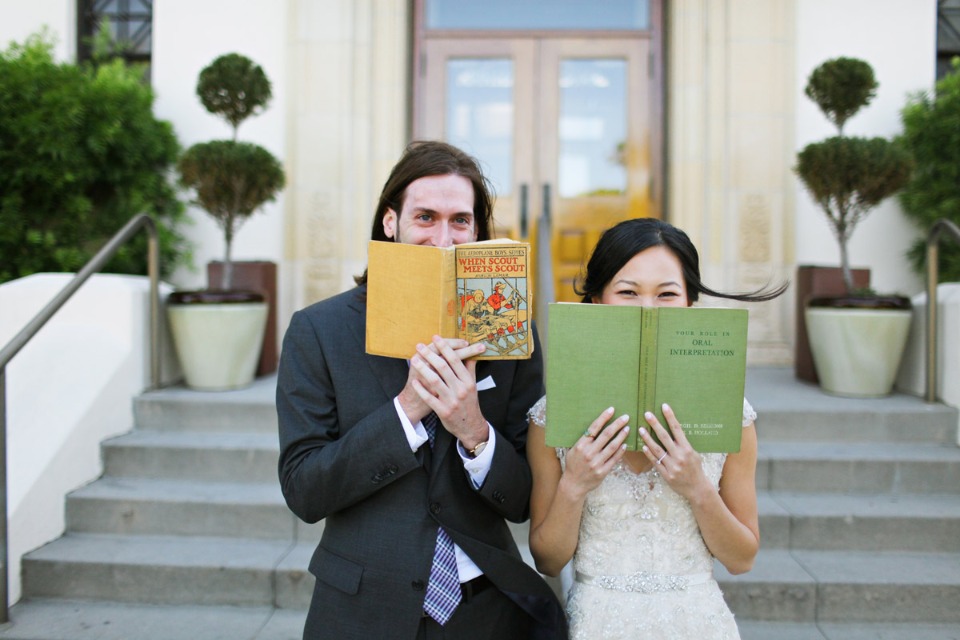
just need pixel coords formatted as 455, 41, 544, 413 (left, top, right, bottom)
422, 412, 462, 624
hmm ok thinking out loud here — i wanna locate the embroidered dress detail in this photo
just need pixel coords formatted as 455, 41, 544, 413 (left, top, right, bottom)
422, 412, 462, 624
576, 570, 712, 594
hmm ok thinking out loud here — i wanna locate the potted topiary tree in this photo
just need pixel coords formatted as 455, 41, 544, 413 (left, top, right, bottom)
795, 56, 914, 397
167, 53, 285, 390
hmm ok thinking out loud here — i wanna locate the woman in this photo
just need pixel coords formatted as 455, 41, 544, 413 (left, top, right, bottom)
527, 218, 787, 639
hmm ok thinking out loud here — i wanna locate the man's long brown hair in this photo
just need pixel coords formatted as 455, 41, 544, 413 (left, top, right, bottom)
355, 141, 495, 285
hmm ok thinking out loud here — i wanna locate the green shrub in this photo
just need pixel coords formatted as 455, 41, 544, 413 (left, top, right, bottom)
898, 59, 960, 282
0, 32, 190, 284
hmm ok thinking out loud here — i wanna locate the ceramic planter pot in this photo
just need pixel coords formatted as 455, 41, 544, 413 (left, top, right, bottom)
167, 290, 268, 391
805, 295, 912, 398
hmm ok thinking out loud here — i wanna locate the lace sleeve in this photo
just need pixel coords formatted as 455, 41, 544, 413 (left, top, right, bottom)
527, 395, 547, 428
742, 397, 757, 427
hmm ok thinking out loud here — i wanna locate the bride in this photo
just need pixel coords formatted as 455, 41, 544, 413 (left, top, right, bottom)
526, 218, 786, 639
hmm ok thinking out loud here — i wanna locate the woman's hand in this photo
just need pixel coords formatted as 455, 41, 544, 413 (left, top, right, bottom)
560, 407, 630, 499
638, 403, 710, 501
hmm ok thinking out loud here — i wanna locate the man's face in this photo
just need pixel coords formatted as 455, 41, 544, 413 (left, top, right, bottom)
382, 174, 478, 247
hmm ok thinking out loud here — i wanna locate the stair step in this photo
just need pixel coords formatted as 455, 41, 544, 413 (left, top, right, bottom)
133, 376, 278, 433
758, 492, 960, 552
738, 621, 960, 640
718, 549, 960, 623
65, 477, 315, 540
77, 477, 960, 552
22, 534, 297, 607
0, 599, 307, 640
102, 431, 279, 482
4, 602, 960, 640
757, 441, 960, 493
746, 367, 957, 444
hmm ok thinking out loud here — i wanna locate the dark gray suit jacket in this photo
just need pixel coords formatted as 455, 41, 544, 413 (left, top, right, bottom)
277, 285, 566, 639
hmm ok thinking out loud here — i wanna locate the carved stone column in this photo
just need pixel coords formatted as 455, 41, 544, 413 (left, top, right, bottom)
668, 0, 796, 365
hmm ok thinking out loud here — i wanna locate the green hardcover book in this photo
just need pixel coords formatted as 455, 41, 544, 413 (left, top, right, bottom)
545, 304, 748, 453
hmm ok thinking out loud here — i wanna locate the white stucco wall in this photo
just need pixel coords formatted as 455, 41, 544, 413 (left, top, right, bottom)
794, 0, 937, 297
0, 0, 73, 60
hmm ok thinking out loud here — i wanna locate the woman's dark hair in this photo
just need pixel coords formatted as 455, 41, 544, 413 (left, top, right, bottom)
356, 140, 494, 285
575, 218, 788, 304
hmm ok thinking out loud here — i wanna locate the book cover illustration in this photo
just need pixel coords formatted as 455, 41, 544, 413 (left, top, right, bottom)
455, 243, 532, 359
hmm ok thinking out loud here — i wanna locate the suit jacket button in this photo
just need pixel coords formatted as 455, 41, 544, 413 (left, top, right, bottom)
388, 464, 398, 474
492, 490, 505, 503
430, 503, 441, 515
412, 580, 425, 591
371, 473, 383, 483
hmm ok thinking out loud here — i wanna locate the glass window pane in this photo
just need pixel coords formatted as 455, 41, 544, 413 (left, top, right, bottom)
427, 0, 649, 31
446, 59, 514, 197
557, 59, 627, 198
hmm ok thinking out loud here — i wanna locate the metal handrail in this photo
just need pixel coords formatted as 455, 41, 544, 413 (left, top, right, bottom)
0, 213, 160, 623
926, 218, 960, 403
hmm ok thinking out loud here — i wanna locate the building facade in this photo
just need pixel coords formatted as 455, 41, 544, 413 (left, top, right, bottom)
0, 0, 938, 364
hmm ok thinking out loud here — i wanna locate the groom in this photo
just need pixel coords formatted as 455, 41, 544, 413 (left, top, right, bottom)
276, 141, 567, 639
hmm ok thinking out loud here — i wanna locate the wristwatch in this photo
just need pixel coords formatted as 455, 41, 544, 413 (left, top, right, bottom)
468, 440, 488, 458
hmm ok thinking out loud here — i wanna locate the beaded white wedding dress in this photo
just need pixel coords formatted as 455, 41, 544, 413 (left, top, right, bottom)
528, 397, 756, 640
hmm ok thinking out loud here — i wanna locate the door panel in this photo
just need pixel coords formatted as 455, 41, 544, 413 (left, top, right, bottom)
421, 39, 535, 241
419, 36, 655, 303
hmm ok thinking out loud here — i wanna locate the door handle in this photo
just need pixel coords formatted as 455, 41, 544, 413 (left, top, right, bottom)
541, 183, 552, 224
519, 183, 529, 240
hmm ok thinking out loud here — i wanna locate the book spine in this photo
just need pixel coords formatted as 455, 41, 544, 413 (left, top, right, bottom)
637, 307, 659, 448
440, 249, 457, 338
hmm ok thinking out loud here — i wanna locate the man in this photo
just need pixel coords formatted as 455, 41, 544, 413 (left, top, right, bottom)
277, 141, 566, 639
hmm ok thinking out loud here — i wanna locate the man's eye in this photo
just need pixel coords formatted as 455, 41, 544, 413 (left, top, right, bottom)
416, 214, 432, 222
454, 216, 471, 226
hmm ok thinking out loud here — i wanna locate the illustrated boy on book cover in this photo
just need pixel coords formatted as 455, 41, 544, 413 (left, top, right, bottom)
458, 276, 530, 358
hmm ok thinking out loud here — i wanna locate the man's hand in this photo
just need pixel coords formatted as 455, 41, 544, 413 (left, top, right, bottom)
401, 336, 489, 449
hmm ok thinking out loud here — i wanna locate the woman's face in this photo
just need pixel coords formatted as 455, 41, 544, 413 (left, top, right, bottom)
594, 245, 691, 307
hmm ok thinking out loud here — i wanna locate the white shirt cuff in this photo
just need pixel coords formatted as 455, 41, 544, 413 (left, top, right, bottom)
458, 425, 496, 487
394, 396, 429, 452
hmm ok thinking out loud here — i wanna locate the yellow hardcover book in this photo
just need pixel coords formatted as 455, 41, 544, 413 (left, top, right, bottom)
366, 239, 533, 360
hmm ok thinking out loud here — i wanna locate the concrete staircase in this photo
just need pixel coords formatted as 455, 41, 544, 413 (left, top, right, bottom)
731, 368, 960, 640
1, 368, 959, 639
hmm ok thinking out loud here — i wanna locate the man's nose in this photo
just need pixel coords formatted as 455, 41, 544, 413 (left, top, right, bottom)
434, 222, 454, 247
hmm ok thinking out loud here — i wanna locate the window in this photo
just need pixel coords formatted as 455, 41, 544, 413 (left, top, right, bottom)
424, 0, 650, 31
938, 0, 960, 78
77, 0, 153, 68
